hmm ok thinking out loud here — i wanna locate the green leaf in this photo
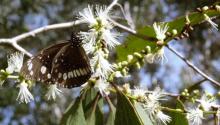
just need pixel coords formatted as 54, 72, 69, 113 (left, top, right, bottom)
116, 9, 220, 61
83, 88, 104, 125
115, 91, 144, 125
106, 99, 116, 125
169, 99, 188, 125
134, 102, 153, 125
116, 26, 156, 62
60, 97, 86, 125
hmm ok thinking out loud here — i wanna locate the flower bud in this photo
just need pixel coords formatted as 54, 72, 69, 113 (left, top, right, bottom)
121, 61, 128, 66
202, 6, 209, 11
145, 46, 151, 53
122, 68, 127, 76
135, 62, 141, 69
127, 55, 134, 63
172, 29, 178, 36
134, 52, 142, 59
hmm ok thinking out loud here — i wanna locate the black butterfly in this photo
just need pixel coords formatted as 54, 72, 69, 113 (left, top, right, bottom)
20, 33, 92, 88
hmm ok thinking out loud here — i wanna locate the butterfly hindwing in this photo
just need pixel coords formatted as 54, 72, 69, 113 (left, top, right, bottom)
21, 41, 69, 84
51, 42, 92, 88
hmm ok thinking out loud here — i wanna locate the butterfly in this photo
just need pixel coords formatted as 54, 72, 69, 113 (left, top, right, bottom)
20, 33, 92, 88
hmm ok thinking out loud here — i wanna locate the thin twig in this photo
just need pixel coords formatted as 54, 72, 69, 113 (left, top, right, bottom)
145, 91, 180, 97
166, 44, 220, 87
0, 20, 84, 57
107, 0, 118, 11
13, 20, 84, 42
110, 18, 157, 41
109, 18, 136, 34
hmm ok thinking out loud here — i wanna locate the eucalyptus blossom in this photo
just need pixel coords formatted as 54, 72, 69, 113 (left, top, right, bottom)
16, 81, 34, 103
187, 108, 204, 125
45, 84, 62, 100
94, 78, 110, 96
6, 52, 24, 74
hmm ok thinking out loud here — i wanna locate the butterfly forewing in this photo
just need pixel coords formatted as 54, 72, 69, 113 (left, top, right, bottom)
21, 42, 69, 84
51, 42, 92, 88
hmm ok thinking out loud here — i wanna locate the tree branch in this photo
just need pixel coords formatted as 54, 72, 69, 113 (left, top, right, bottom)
166, 45, 220, 87
0, 20, 84, 57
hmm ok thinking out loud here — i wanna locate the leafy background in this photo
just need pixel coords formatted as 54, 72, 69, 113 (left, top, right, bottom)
0, 0, 219, 125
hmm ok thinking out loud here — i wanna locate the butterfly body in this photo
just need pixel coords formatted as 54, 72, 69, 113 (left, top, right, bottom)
21, 34, 92, 88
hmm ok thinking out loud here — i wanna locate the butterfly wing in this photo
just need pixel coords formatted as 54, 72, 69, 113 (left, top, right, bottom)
21, 41, 68, 84
51, 43, 92, 88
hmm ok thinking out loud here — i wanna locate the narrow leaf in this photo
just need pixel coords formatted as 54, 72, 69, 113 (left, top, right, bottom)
83, 88, 104, 125
60, 97, 86, 125
134, 102, 153, 125
115, 91, 143, 125
169, 99, 189, 125
106, 98, 116, 125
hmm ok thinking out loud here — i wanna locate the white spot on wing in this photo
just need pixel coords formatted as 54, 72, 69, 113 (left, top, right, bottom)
68, 71, 73, 78
41, 66, 47, 74
63, 73, 67, 80
28, 63, 33, 71
27, 60, 33, 71
47, 73, 51, 79
73, 70, 77, 77
82, 68, 87, 75
76, 69, 81, 76
79, 68, 84, 75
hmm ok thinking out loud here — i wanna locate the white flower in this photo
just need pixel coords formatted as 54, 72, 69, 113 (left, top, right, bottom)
80, 30, 97, 54
78, 5, 97, 27
91, 50, 113, 79
16, 81, 34, 103
153, 22, 169, 41
144, 100, 159, 119
155, 111, 172, 125
102, 29, 120, 48
187, 108, 204, 125
45, 84, 62, 100
132, 87, 146, 98
154, 47, 168, 64
79, 5, 120, 49
94, 78, 110, 96
143, 87, 167, 122
145, 53, 155, 64
197, 94, 216, 111
145, 47, 168, 64
204, 14, 218, 31
95, 5, 112, 29
148, 87, 166, 102
6, 52, 24, 73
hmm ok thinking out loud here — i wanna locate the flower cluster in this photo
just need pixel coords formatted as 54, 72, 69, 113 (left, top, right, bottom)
78, 5, 120, 96
145, 47, 167, 64
130, 86, 171, 125
187, 108, 204, 125
145, 23, 168, 64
